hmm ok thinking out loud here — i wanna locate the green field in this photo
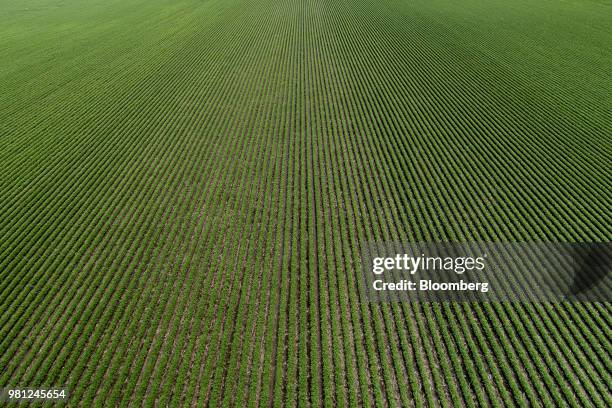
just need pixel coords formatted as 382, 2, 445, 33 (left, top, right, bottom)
1, 0, 610, 406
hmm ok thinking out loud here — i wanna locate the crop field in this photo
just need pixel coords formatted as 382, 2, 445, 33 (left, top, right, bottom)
0, 0, 610, 406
